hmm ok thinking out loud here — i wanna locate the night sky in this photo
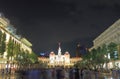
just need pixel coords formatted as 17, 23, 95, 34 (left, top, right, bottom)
0, 0, 120, 56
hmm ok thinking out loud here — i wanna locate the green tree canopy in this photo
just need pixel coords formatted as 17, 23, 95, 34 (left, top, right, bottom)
0, 32, 6, 56
108, 42, 117, 59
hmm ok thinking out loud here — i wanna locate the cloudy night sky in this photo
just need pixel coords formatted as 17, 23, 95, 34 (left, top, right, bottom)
0, 0, 120, 56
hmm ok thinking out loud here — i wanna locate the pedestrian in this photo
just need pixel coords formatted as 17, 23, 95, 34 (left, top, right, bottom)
94, 69, 98, 79
69, 68, 73, 79
51, 68, 56, 79
74, 66, 80, 79
56, 67, 62, 79
80, 69, 83, 79
65, 69, 69, 79
41, 68, 47, 79
61, 68, 65, 79
56, 67, 65, 79
47, 68, 52, 79
2, 69, 4, 74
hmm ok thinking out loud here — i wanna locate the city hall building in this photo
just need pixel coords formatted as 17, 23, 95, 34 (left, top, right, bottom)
38, 43, 81, 68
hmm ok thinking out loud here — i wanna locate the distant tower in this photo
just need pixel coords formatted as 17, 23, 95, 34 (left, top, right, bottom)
58, 43, 61, 56
76, 43, 81, 57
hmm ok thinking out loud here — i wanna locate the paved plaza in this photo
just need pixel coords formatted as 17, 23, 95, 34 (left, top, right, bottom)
0, 68, 120, 79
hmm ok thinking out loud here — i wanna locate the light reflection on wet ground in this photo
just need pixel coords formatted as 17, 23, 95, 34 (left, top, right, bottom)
0, 69, 118, 79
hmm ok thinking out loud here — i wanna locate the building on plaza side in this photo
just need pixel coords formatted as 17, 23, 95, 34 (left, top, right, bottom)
38, 43, 82, 68
90, 19, 120, 50
0, 13, 32, 69
90, 19, 120, 68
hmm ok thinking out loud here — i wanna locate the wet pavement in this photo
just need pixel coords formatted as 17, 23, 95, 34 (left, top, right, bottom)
0, 74, 18, 79
0, 69, 119, 79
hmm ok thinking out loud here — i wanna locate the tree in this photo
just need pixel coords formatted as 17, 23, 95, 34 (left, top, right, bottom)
0, 30, 3, 57
101, 44, 109, 69
107, 42, 117, 68
0, 32, 6, 57
108, 42, 117, 60
82, 50, 92, 69
1, 33, 6, 55
14, 44, 21, 61
90, 48, 98, 69
29, 52, 38, 64
7, 37, 14, 60
89, 47, 105, 70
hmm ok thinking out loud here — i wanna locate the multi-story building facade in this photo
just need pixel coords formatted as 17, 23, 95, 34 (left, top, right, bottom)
90, 19, 120, 50
0, 13, 32, 69
90, 19, 120, 68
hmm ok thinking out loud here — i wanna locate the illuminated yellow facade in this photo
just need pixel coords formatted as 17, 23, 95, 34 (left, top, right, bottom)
38, 43, 82, 68
0, 14, 32, 69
